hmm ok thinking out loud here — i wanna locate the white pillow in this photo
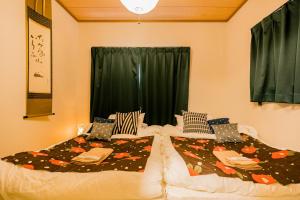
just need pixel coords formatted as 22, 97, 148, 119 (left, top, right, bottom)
207, 114, 214, 120
137, 125, 161, 137
108, 114, 116, 120
238, 124, 258, 138
175, 114, 183, 127
138, 113, 145, 129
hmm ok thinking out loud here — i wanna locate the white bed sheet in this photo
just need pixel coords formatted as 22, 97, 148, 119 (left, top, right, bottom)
166, 185, 299, 200
0, 127, 164, 200
161, 125, 300, 199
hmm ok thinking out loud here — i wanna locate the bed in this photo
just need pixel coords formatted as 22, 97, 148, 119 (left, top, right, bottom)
161, 125, 300, 200
0, 126, 164, 200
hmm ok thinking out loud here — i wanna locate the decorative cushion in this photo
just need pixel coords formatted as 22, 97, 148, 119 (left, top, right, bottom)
86, 122, 115, 141
182, 111, 211, 134
110, 113, 145, 130
113, 110, 141, 135
87, 117, 115, 133
207, 118, 230, 134
94, 117, 115, 123
212, 123, 242, 143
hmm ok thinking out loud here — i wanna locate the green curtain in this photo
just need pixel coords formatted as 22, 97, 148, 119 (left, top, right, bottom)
90, 47, 190, 125
90, 48, 139, 121
250, 0, 300, 104
140, 47, 190, 125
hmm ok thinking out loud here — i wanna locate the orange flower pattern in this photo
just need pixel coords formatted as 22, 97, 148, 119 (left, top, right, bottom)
22, 164, 34, 170
171, 134, 300, 185
252, 174, 277, 185
215, 161, 236, 175
197, 139, 209, 144
143, 145, 152, 152
74, 137, 86, 144
183, 151, 201, 159
213, 146, 226, 151
29, 151, 48, 157
70, 147, 86, 153
136, 139, 149, 144
90, 142, 103, 148
174, 137, 186, 141
49, 159, 69, 167
241, 145, 257, 154
271, 150, 290, 159
114, 153, 130, 159
188, 145, 204, 151
114, 140, 128, 145
3, 135, 154, 173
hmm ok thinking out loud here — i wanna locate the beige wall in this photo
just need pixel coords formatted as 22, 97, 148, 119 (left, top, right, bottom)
225, 0, 300, 151
0, 0, 79, 157
1, 0, 298, 157
77, 22, 227, 124
77, 0, 300, 151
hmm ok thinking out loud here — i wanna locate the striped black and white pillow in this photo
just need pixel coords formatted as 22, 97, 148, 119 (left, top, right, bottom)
112, 111, 140, 135
182, 111, 211, 134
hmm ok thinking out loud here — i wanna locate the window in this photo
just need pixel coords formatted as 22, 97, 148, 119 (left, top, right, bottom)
250, 0, 300, 104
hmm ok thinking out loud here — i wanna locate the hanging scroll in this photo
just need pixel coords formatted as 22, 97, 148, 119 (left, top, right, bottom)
24, 0, 53, 118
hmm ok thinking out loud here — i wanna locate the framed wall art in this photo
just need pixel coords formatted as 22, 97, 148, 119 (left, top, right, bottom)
24, 0, 54, 118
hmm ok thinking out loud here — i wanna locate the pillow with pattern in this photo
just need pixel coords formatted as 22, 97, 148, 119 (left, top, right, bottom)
207, 118, 230, 134
87, 122, 115, 141
113, 110, 141, 135
86, 117, 115, 133
182, 111, 211, 134
109, 113, 146, 131
212, 123, 242, 143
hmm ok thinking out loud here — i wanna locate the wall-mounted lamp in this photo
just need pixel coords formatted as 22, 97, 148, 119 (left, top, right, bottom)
77, 124, 86, 135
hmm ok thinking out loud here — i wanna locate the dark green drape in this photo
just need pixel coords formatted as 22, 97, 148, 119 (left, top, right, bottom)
140, 47, 190, 125
250, 0, 300, 104
90, 48, 139, 121
90, 47, 190, 125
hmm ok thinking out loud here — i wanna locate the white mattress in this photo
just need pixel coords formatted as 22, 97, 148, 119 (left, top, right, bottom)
161, 125, 300, 199
0, 127, 164, 200
166, 185, 299, 200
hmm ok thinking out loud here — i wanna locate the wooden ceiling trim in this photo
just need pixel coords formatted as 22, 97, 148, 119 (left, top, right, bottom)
69, 7, 237, 18
225, 0, 248, 21
56, 0, 248, 22
56, 0, 78, 21
58, 0, 246, 8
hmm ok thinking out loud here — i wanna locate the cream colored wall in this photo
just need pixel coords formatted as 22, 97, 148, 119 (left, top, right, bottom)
225, 0, 300, 151
1, 0, 298, 157
77, 22, 227, 125
77, 0, 300, 151
0, 1, 79, 157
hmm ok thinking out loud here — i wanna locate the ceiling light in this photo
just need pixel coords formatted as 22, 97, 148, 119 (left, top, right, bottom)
120, 0, 159, 15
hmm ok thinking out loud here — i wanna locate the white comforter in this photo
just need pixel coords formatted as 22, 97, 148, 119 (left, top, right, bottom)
161, 125, 300, 198
0, 126, 163, 200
